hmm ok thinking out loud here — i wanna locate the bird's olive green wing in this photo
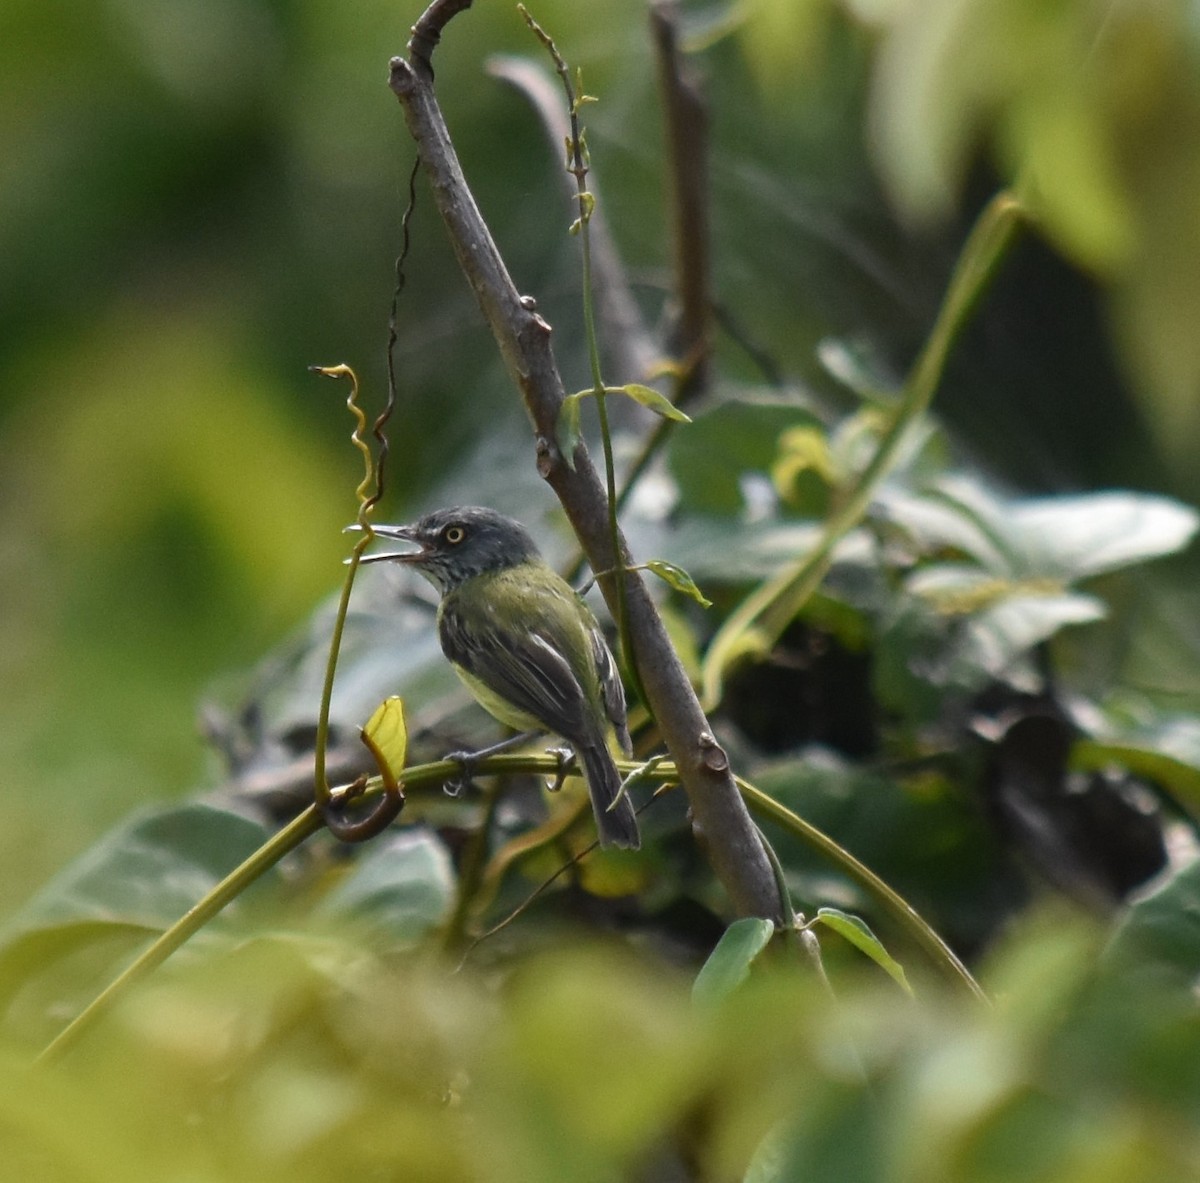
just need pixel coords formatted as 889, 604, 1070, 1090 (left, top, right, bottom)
438, 600, 594, 743
588, 623, 630, 753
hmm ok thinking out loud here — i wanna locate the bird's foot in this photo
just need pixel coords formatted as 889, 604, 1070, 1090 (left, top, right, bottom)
442, 750, 477, 797
442, 730, 545, 797
544, 746, 576, 793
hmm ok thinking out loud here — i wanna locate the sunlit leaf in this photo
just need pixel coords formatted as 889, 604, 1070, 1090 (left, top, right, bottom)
815, 907, 912, 995
693, 917, 776, 1006
1004, 492, 1198, 580
643, 558, 712, 608
361, 696, 408, 788
880, 477, 1198, 582
771, 425, 836, 515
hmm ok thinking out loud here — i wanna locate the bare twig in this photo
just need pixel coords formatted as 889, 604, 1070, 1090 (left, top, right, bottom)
390, 8, 781, 920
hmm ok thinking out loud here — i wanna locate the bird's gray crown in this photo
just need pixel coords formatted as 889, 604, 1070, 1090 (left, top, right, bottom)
383, 506, 542, 593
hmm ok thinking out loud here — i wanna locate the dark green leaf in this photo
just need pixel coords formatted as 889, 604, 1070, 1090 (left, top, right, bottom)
1107, 858, 1200, 983
314, 830, 454, 947
815, 908, 913, 995
669, 400, 825, 515
692, 917, 775, 1006
0, 804, 274, 944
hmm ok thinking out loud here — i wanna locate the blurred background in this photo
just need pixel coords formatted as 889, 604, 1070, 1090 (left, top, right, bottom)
4, 0, 1200, 918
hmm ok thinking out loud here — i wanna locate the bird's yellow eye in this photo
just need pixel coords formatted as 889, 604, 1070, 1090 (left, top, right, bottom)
444, 525, 466, 545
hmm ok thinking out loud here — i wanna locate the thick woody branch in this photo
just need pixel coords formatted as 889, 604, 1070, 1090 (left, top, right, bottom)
390, 7, 781, 920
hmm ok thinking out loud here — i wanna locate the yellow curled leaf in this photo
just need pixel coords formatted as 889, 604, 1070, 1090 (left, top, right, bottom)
361, 696, 408, 789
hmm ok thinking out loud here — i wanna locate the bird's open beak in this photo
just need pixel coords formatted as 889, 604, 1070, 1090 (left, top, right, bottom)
346, 523, 426, 565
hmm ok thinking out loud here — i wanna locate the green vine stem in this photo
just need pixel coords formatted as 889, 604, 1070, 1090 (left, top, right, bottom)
308, 365, 403, 841
736, 777, 988, 1003
36, 753, 557, 1064
36, 804, 326, 1066
701, 191, 1027, 709
519, 6, 646, 710
309, 363, 376, 809
38, 754, 983, 1063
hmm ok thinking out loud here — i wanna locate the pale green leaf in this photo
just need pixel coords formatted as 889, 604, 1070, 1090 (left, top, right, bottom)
815, 907, 912, 995
609, 383, 692, 423
643, 559, 713, 608
693, 917, 776, 1006
556, 392, 584, 470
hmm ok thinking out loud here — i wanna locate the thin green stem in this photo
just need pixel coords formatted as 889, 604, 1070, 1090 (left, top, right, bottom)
314, 543, 368, 803
701, 191, 1027, 708
36, 805, 326, 1066
37, 747, 984, 1064
310, 364, 376, 807
441, 779, 502, 954
737, 777, 988, 1003
518, 5, 642, 706
36, 752, 576, 1064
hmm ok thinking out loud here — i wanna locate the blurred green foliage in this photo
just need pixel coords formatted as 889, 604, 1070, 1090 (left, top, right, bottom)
7, 0, 1200, 1178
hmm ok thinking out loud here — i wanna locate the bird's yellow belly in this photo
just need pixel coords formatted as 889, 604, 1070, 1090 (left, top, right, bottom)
452, 664, 545, 733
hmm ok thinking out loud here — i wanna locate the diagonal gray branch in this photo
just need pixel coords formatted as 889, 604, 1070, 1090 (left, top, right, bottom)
390, 0, 781, 920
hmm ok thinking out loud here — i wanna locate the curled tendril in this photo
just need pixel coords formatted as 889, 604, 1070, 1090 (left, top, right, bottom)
307, 362, 403, 842
304, 163, 416, 844
319, 772, 405, 843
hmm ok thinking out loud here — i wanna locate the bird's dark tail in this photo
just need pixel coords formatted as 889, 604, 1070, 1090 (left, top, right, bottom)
578, 742, 640, 850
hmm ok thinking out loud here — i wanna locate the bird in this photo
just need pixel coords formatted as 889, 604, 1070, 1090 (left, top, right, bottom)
360, 506, 640, 849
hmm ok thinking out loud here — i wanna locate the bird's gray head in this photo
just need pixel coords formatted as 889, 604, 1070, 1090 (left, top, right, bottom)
360, 506, 542, 593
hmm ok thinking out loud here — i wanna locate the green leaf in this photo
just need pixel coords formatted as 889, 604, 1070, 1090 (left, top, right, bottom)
608, 383, 692, 423
664, 517, 831, 583
816, 335, 901, 401
669, 400, 825, 515
1074, 709, 1200, 820
815, 908, 913, 995
556, 392, 584, 470
692, 917, 776, 1006
1107, 858, 1200, 983
314, 830, 454, 947
770, 425, 836, 515
643, 559, 712, 608
881, 582, 1105, 699
0, 804, 277, 1021
881, 477, 1199, 581
0, 804, 274, 943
